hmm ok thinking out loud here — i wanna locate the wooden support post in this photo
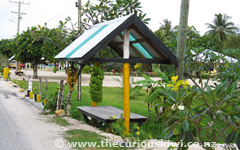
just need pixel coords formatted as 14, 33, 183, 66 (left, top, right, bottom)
17, 61, 21, 72
57, 80, 64, 110
28, 75, 32, 92
67, 89, 73, 116
123, 63, 130, 135
45, 78, 48, 98
77, 64, 84, 101
123, 29, 130, 135
77, 66, 81, 100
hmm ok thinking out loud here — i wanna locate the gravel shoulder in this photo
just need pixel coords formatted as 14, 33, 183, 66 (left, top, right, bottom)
0, 78, 122, 150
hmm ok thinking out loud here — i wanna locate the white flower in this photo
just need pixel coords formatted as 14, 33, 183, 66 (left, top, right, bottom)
178, 105, 184, 111
171, 104, 176, 110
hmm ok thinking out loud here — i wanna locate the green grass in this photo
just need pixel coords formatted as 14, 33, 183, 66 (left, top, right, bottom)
65, 129, 128, 149
12, 79, 154, 118
50, 116, 71, 126
12, 79, 160, 139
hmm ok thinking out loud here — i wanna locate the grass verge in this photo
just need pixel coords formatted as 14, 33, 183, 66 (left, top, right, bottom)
49, 116, 71, 126
65, 129, 110, 149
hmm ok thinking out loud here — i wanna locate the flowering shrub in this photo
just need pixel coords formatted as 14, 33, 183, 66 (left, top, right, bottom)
161, 76, 240, 149
131, 68, 240, 149
110, 115, 151, 141
134, 63, 142, 76
163, 75, 197, 110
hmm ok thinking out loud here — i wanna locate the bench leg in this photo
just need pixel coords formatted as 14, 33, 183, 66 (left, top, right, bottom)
82, 114, 89, 123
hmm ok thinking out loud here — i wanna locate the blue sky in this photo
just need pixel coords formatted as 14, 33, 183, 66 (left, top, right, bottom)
0, 0, 239, 40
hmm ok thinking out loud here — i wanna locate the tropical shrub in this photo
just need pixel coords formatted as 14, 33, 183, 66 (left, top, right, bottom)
110, 115, 150, 141
130, 67, 170, 118
184, 47, 225, 89
161, 78, 240, 149
0, 66, 4, 76
82, 65, 91, 74
132, 69, 240, 149
42, 91, 66, 113
53, 67, 59, 73
213, 62, 240, 85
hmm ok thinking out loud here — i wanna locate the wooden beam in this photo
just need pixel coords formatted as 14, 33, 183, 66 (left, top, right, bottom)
108, 41, 123, 57
129, 25, 167, 59
116, 39, 145, 45
118, 34, 145, 59
89, 58, 171, 64
123, 29, 130, 59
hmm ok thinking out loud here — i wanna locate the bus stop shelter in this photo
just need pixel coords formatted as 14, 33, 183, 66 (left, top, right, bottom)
55, 14, 178, 134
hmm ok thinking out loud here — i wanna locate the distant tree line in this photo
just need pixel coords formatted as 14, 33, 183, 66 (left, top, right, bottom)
0, 0, 239, 79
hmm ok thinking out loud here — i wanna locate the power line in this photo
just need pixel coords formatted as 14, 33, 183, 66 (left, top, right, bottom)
46, 4, 74, 24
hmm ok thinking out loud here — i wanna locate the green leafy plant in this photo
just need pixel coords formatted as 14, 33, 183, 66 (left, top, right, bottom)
53, 67, 59, 73
185, 48, 224, 89
110, 115, 150, 141
213, 62, 240, 85
82, 65, 91, 74
162, 80, 240, 149
0, 66, 4, 76
132, 68, 240, 149
42, 91, 66, 113
81, 0, 150, 28
89, 65, 104, 103
130, 67, 170, 118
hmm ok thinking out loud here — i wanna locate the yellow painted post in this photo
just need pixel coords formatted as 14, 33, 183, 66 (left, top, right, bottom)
36, 95, 41, 102
123, 29, 130, 135
5, 67, 9, 79
43, 99, 48, 105
3, 68, 6, 78
29, 92, 33, 99
123, 63, 130, 135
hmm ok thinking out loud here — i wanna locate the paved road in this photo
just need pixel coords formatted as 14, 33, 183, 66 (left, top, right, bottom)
9, 69, 217, 88
0, 89, 31, 150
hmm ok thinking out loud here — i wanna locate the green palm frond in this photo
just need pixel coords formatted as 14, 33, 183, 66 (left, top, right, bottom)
205, 13, 238, 42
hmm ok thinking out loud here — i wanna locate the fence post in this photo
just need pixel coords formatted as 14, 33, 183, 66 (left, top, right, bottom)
45, 78, 48, 98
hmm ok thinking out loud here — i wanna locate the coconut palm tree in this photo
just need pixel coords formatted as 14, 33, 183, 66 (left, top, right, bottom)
154, 19, 173, 41
205, 13, 239, 43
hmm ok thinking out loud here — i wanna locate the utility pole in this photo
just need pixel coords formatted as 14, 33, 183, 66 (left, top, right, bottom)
176, 0, 190, 80
77, 0, 82, 29
9, 0, 30, 34
76, 0, 82, 101
9, 0, 30, 73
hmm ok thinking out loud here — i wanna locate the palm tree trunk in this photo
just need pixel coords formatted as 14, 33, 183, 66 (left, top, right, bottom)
176, 0, 190, 80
